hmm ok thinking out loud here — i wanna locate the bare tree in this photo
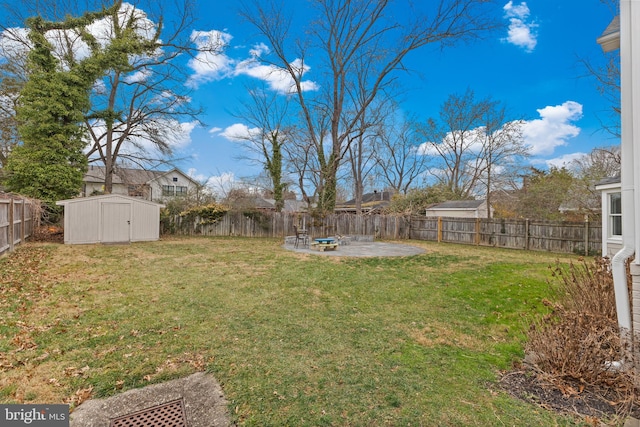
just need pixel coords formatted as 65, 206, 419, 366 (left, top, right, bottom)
374, 110, 429, 195
420, 89, 525, 207
564, 145, 621, 216
231, 84, 293, 212
419, 89, 492, 197
583, 0, 620, 138
240, 0, 496, 212
82, 0, 213, 193
0, 0, 220, 192
476, 104, 528, 217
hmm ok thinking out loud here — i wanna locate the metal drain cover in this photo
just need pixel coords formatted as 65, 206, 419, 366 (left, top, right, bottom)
109, 399, 187, 427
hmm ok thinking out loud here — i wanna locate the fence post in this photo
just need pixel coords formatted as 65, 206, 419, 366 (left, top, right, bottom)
584, 217, 589, 256
20, 199, 25, 243
8, 198, 14, 252
475, 218, 480, 245
525, 218, 530, 251
437, 217, 442, 243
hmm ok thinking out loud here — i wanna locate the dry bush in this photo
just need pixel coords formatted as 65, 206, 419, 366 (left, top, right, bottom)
525, 257, 637, 407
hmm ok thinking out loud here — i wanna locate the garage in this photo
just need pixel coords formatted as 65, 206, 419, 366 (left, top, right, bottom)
56, 195, 165, 244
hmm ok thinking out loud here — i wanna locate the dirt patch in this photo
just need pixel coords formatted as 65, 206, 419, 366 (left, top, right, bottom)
500, 368, 640, 424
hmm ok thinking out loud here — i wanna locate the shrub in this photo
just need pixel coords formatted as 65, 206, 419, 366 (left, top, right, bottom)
525, 257, 636, 406
180, 203, 228, 226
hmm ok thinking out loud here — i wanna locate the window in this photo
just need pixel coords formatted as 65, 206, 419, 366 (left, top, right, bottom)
128, 185, 145, 198
609, 192, 622, 237
172, 177, 178, 182
162, 185, 175, 196
175, 186, 188, 196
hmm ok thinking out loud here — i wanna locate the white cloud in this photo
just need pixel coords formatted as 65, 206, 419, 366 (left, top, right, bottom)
249, 42, 270, 58
186, 29, 235, 87
125, 68, 152, 84
206, 172, 238, 198
235, 57, 319, 94
522, 101, 583, 156
543, 152, 587, 169
218, 123, 262, 141
503, 1, 537, 52
0, 27, 29, 58
85, 118, 198, 159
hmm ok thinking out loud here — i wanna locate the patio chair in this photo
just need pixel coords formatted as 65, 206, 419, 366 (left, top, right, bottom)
293, 225, 309, 248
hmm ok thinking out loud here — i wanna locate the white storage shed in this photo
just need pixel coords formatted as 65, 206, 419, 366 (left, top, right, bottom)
56, 195, 164, 244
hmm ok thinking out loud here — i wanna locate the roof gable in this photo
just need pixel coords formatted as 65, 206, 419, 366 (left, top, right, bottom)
84, 166, 198, 186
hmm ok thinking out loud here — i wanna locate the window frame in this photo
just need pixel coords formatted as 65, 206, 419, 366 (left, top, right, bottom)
608, 191, 622, 238
162, 185, 175, 196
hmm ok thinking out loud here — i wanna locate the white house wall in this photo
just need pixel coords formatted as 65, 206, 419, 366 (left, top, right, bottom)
149, 171, 198, 202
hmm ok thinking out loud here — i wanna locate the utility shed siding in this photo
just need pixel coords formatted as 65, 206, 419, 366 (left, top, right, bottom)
56, 195, 163, 244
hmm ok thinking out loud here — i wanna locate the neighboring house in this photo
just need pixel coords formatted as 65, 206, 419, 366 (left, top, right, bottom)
424, 200, 493, 219
83, 166, 200, 203
595, 176, 622, 258
335, 191, 392, 213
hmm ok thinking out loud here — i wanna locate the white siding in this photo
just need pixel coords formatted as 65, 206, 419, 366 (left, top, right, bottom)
424, 209, 478, 218
131, 200, 161, 241
597, 183, 623, 257
149, 171, 198, 202
64, 199, 100, 244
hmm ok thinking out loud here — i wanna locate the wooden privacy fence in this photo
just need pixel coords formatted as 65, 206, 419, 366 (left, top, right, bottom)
0, 196, 37, 256
410, 216, 601, 255
165, 211, 601, 255
164, 212, 410, 240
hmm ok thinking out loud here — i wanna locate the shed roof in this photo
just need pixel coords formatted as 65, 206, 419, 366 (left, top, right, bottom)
427, 200, 485, 210
56, 194, 165, 208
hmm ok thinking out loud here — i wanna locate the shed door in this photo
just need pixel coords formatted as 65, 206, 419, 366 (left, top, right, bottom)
102, 203, 131, 243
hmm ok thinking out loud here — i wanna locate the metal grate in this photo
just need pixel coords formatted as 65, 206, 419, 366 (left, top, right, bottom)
109, 399, 187, 427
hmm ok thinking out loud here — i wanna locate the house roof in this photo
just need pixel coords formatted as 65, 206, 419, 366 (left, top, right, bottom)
426, 200, 485, 210
84, 166, 197, 186
335, 191, 392, 212
595, 175, 621, 187
597, 16, 620, 52
341, 191, 391, 205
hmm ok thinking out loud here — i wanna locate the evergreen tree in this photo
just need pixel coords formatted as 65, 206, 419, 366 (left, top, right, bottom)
3, 3, 124, 212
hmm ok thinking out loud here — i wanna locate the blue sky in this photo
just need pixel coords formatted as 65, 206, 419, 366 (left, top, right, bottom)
172, 0, 619, 193
0, 1, 620, 195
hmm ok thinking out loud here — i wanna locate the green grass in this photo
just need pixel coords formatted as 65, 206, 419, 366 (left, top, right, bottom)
0, 237, 584, 425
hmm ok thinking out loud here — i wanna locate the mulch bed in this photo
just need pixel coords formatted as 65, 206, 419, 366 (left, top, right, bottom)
500, 368, 640, 423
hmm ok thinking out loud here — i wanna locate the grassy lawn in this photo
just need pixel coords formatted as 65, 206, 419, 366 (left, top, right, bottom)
0, 236, 584, 425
